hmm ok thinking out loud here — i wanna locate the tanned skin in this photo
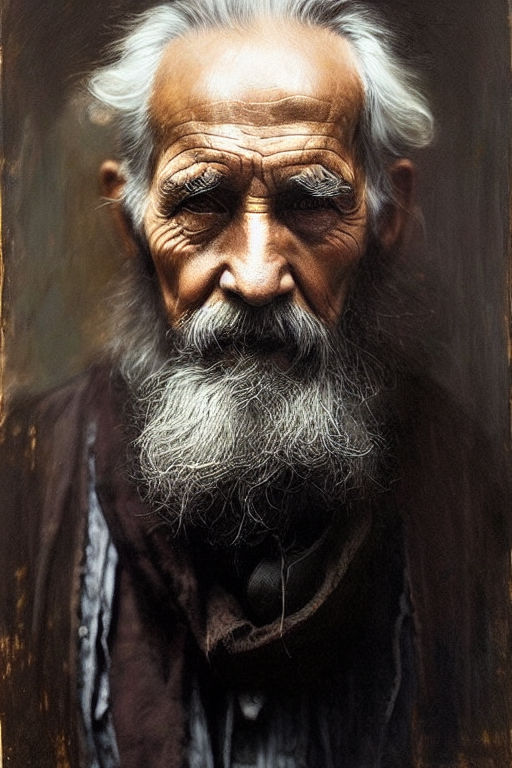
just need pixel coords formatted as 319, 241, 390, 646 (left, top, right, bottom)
101, 19, 413, 329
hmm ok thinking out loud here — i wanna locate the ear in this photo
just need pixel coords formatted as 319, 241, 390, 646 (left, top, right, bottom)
100, 159, 125, 200
378, 159, 415, 251
99, 160, 137, 252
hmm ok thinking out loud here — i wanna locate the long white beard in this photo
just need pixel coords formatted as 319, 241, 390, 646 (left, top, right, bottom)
120, 294, 388, 546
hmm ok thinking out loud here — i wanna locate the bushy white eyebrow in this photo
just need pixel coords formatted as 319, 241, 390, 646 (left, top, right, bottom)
287, 167, 353, 197
160, 168, 224, 203
88, 0, 434, 230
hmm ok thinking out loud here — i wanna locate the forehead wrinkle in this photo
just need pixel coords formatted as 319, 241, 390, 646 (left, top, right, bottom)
150, 21, 364, 122
156, 114, 360, 160
159, 144, 357, 171
160, 121, 343, 149
151, 95, 337, 132
159, 130, 348, 163
256, 148, 359, 181
156, 122, 357, 162
150, 23, 364, 164
155, 147, 243, 177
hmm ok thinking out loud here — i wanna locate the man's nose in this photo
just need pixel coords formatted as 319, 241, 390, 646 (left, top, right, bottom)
219, 213, 295, 306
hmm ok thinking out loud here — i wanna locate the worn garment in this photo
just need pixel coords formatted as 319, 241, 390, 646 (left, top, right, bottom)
89, 365, 413, 767
0, 364, 510, 766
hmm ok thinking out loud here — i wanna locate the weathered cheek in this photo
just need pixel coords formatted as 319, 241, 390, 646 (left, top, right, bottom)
323, 222, 367, 265
305, 220, 367, 324
311, 270, 356, 325
176, 254, 222, 306
146, 224, 222, 322
148, 223, 183, 260
144, 218, 186, 308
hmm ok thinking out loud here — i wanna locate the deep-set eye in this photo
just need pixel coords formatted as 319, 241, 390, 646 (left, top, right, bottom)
180, 193, 228, 215
277, 192, 346, 239
286, 196, 336, 211
333, 187, 357, 213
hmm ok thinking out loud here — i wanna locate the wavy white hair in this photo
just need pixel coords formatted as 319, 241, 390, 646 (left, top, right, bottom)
89, 0, 433, 228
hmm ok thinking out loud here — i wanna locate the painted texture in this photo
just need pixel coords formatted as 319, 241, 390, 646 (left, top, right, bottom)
1, 1, 510, 435
0, 0, 510, 765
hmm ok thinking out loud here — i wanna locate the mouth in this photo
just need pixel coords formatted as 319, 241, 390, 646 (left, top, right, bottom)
172, 301, 326, 370
205, 335, 295, 365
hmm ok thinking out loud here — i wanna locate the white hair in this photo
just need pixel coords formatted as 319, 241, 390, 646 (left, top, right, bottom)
89, 0, 433, 228
128, 298, 388, 545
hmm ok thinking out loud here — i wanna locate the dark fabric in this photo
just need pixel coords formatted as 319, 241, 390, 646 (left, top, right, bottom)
91, 368, 410, 767
0, 363, 510, 766
0, 373, 94, 766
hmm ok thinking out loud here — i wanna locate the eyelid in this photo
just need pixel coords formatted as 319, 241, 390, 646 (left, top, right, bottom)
281, 195, 334, 210
180, 191, 229, 214
277, 188, 357, 215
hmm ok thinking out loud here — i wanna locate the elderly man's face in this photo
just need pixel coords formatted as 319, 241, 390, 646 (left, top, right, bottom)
98, 20, 414, 541
142, 20, 368, 329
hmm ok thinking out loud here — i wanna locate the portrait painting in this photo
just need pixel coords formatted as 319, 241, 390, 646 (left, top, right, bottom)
0, 0, 510, 766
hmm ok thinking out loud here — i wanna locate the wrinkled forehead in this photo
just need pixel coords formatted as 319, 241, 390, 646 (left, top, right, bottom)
149, 19, 364, 138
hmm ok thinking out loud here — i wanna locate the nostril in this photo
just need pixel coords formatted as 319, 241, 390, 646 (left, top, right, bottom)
219, 269, 237, 293
219, 264, 295, 307
279, 272, 295, 294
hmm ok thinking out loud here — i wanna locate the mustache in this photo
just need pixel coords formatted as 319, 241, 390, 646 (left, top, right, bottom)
170, 300, 334, 364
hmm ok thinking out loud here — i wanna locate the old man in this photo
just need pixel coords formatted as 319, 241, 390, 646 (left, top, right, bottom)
1, 0, 510, 766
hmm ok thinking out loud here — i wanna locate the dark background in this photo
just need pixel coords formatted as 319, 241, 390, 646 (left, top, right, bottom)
2, 0, 510, 448
1, 2, 511, 762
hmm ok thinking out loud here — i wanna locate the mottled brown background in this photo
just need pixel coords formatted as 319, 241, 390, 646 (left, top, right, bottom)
2, 0, 510, 449
1, 2, 511, 763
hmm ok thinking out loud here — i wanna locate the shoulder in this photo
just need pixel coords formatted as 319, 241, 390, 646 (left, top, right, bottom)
0, 363, 116, 765
0, 363, 110, 585
2, 365, 103, 450
0, 362, 122, 565
2, 363, 121, 474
